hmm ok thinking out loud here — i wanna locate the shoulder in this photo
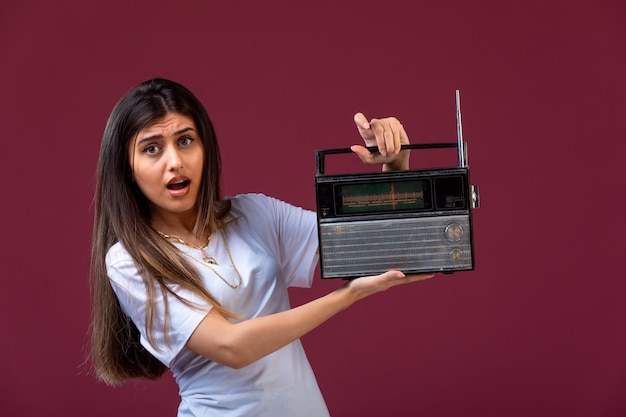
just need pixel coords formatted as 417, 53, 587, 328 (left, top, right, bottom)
225, 193, 315, 239
103, 242, 147, 295
226, 193, 315, 230
228, 193, 280, 210
227, 193, 291, 222
105, 241, 136, 271
228, 193, 311, 214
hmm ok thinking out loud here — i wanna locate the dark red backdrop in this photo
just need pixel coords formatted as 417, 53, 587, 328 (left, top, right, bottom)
2, 1, 625, 416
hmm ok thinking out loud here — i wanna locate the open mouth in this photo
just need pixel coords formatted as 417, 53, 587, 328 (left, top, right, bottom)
167, 179, 190, 190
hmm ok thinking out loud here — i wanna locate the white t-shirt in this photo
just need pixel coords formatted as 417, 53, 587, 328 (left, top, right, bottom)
106, 193, 329, 417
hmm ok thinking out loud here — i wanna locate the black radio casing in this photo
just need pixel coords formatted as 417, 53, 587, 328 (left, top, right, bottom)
315, 156, 477, 279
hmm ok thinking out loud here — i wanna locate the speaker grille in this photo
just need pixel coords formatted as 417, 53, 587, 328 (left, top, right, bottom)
319, 215, 473, 278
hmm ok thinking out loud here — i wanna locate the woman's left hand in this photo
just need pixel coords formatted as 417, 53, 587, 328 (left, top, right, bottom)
351, 112, 410, 171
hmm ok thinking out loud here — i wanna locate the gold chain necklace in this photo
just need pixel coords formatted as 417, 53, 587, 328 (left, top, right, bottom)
156, 230, 216, 264
156, 228, 243, 289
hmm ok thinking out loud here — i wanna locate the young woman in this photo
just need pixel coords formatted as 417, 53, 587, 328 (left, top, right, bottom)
90, 78, 434, 416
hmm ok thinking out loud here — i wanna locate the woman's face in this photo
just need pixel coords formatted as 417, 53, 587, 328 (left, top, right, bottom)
129, 113, 204, 226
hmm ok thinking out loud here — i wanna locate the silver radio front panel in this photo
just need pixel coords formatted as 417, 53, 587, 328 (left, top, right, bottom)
319, 215, 473, 278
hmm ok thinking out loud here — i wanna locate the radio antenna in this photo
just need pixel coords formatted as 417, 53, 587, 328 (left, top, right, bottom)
456, 90, 467, 167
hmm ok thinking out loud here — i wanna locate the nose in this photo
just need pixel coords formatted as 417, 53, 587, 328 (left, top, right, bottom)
164, 145, 183, 171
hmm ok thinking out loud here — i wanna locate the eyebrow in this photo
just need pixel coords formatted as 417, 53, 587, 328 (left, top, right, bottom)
136, 127, 196, 146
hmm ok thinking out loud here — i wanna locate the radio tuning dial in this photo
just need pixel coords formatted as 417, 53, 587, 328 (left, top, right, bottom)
450, 248, 462, 262
445, 223, 464, 242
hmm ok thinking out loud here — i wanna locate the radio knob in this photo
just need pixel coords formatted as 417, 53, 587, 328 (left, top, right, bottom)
449, 248, 462, 262
445, 223, 464, 242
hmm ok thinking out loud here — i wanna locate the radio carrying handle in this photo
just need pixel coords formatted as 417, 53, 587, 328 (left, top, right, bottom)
315, 142, 462, 176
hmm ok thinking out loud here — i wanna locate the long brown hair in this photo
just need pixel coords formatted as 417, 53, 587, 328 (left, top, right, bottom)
90, 78, 234, 385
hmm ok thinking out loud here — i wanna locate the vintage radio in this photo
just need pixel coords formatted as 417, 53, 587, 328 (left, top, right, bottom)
315, 91, 479, 279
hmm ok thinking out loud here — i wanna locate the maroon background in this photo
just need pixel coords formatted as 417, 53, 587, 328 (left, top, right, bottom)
1, 1, 625, 416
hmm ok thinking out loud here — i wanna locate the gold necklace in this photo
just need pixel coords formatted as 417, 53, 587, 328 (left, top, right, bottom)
156, 228, 243, 289
156, 230, 216, 264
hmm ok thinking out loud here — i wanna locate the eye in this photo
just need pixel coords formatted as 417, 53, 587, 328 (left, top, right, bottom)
142, 144, 160, 154
179, 136, 195, 146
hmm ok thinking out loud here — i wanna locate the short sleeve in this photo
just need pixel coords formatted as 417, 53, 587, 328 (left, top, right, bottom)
106, 243, 211, 367
230, 194, 319, 288
272, 198, 319, 288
